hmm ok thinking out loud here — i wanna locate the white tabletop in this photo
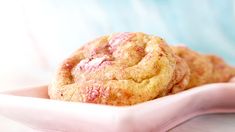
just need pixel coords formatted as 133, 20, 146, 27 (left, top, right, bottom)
170, 113, 235, 132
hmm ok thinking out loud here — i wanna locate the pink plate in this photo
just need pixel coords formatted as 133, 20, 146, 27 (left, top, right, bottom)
0, 80, 235, 132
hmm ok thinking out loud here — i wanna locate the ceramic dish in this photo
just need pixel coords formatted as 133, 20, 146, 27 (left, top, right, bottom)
0, 80, 235, 132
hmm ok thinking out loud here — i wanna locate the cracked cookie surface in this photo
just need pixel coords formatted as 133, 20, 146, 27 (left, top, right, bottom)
172, 46, 235, 89
49, 32, 179, 105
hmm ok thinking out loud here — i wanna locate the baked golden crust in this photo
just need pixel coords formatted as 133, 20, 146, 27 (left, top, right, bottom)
49, 33, 235, 106
168, 55, 190, 94
172, 46, 213, 88
49, 32, 179, 105
172, 46, 235, 88
205, 55, 235, 83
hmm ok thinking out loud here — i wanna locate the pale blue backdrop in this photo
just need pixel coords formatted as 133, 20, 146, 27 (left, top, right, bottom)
22, 0, 235, 65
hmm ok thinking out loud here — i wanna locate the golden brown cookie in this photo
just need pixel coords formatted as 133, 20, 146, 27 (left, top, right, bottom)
172, 46, 235, 88
172, 46, 213, 88
168, 55, 190, 94
205, 55, 235, 83
49, 32, 179, 105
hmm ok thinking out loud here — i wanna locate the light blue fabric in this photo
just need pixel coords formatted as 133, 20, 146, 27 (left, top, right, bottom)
48, 0, 235, 64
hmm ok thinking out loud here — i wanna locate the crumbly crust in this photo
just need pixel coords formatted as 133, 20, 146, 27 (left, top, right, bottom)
49, 32, 179, 105
172, 46, 235, 88
49, 33, 235, 106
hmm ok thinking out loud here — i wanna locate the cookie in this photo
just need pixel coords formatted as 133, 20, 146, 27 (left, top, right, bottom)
172, 46, 213, 88
168, 55, 190, 94
49, 32, 179, 105
172, 46, 235, 88
205, 55, 235, 83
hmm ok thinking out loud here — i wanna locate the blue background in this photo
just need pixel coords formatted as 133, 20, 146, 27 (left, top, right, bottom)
21, 0, 235, 65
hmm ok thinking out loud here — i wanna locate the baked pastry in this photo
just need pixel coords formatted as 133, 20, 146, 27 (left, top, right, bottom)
168, 55, 190, 94
49, 32, 235, 106
171, 46, 213, 88
206, 55, 235, 83
49, 32, 187, 105
172, 46, 235, 88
